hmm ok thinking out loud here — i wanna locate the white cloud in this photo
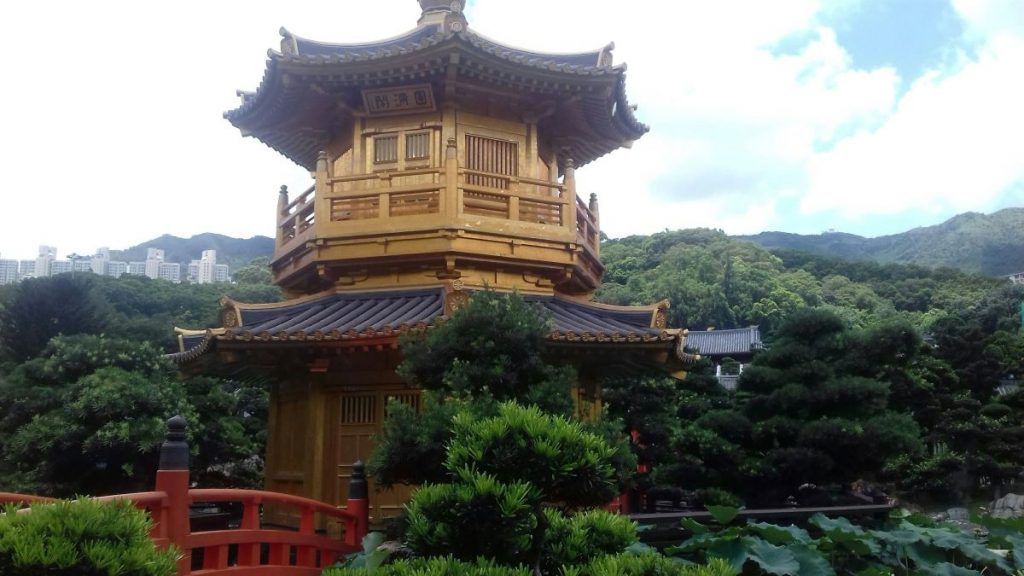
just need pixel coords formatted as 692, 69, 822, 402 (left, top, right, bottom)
2, 0, 1022, 259
802, 32, 1024, 218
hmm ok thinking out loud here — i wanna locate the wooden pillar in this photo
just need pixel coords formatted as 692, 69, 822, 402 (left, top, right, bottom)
305, 361, 329, 504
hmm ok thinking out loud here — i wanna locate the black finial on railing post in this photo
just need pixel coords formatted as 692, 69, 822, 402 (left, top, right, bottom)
349, 460, 368, 499
158, 415, 189, 471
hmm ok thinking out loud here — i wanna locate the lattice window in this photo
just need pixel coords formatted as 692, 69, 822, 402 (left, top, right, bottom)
374, 134, 398, 164
384, 392, 421, 416
466, 134, 517, 189
405, 132, 430, 160
340, 395, 376, 425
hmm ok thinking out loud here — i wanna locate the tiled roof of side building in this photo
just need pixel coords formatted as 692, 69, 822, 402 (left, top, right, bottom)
684, 326, 763, 356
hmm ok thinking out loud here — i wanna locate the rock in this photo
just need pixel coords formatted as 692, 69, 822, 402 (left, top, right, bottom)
946, 507, 970, 522
991, 493, 1024, 519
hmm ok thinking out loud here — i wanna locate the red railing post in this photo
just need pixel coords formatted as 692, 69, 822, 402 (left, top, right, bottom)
154, 415, 192, 575
345, 461, 370, 547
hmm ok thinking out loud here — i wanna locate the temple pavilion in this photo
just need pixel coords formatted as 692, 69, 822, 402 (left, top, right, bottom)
175, 0, 693, 519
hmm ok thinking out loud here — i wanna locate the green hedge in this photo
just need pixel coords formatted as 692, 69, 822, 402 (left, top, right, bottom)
0, 498, 178, 575
323, 555, 532, 576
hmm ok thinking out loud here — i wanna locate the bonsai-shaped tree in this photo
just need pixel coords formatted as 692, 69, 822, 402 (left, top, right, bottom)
404, 402, 631, 575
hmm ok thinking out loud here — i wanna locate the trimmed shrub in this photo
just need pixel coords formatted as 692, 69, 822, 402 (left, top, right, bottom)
405, 470, 537, 565
562, 555, 736, 576
541, 509, 637, 572
0, 497, 178, 575
324, 555, 531, 576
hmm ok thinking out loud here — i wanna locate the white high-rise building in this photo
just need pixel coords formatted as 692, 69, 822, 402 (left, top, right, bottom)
18, 260, 35, 280
73, 259, 92, 273
35, 246, 56, 278
106, 261, 128, 278
198, 250, 217, 284
158, 262, 181, 283
214, 264, 230, 283
187, 261, 200, 283
145, 248, 165, 279
91, 247, 110, 275
128, 262, 146, 276
0, 259, 18, 285
50, 260, 73, 275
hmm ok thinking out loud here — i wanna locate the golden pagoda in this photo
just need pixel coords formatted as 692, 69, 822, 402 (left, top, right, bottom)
176, 0, 691, 519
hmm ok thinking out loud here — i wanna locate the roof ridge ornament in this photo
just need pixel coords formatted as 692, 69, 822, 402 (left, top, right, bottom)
418, 0, 467, 31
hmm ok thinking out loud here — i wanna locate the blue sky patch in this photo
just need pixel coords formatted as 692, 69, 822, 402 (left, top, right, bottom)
825, 0, 964, 82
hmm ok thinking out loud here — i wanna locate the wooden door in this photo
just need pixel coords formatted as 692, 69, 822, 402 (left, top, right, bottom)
335, 389, 420, 520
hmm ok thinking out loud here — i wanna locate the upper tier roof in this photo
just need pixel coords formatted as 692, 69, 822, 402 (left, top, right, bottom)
225, 5, 648, 170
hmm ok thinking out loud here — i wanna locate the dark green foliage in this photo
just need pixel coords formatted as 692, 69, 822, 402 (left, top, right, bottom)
232, 256, 274, 285
562, 555, 736, 576
446, 404, 618, 508
406, 470, 538, 564
368, 394, 462, 487
0, 336, 191, 495
752, 208, 1024, 276
666, 507, 1022, 575
0, 498, 178, 575
182, 374, 269, 488
541, 509, 638, 573
401, 403, 629, 573
0, 335, 267, 495
324, 555, 533, 576
0, 274, 112, 362
398, 290, 574, 415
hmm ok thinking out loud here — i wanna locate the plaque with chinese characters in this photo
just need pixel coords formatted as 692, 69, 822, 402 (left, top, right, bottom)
362, 84, 436, 116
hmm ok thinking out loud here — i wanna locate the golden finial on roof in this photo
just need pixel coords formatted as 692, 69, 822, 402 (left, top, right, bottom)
418, 0, 467, 30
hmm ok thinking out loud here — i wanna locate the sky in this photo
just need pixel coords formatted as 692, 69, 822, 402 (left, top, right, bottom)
1, 0, 1022, 260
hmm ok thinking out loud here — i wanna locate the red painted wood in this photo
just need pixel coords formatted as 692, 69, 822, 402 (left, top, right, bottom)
2, 475, 367, 575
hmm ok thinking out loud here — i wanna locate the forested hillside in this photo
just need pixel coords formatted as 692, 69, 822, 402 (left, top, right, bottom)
740, 207, 1024, 276
0, 263, 281, 496
597, 228, 1016, 335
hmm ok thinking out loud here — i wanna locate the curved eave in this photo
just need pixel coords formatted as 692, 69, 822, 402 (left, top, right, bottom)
225, 27, 647, 168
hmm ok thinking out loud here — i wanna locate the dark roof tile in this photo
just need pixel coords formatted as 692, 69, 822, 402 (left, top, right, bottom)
685, 327, 763, 356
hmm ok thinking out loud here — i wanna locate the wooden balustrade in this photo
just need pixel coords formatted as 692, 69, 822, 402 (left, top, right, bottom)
576, 195, 601, 256
273, 162, 602, 271
0, 417, 368, 576
277, 184, 316, 250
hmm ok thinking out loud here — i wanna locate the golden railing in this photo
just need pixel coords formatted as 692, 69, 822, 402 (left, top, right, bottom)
274, 152, 601, 256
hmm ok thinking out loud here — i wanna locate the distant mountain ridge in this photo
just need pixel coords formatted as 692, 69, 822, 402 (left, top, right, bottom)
738, 208, 1024, 277
118, 209, 1024, 278
111, 233, 274, 270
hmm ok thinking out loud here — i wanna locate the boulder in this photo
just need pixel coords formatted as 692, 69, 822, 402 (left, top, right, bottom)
990, 493, 1024, 519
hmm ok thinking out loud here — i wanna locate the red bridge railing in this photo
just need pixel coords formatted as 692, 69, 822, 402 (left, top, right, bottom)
0, 416, 369, 576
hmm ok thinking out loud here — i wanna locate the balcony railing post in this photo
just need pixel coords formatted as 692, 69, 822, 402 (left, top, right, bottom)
345, 461, 370, 547
563, 155, 577, 231
314, 150, 330, 232
276, 185, 289, 248
445, 137, 459, 217
589, 192, 601, 257
154, 415, 192, 575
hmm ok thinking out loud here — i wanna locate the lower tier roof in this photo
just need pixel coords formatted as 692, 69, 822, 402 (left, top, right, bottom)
171, 287, 693, 367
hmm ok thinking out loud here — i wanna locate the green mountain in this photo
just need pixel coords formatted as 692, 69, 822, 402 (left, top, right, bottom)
111, 233, 274, 271
739, 208, 1024, 277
